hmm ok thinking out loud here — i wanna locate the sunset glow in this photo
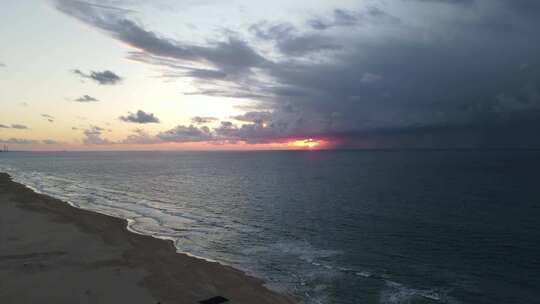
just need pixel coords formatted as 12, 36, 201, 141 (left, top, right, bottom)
288, 139, 323, 149
0, 2, 538, 303
1, 0, 539, 151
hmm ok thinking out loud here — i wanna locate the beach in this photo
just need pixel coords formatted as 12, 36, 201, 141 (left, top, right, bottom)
0, 172, 297, 304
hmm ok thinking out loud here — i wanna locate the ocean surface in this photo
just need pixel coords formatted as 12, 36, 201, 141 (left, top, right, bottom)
1, 150, 539, 304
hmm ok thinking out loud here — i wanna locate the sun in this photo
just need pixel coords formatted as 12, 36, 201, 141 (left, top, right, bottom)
288, 138, 321, 149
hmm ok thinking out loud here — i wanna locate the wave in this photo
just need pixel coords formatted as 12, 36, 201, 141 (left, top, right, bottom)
0, 161, 457, 304
380, 281, 456, 304
0, 164, 210, 257
0, 164, 341, 302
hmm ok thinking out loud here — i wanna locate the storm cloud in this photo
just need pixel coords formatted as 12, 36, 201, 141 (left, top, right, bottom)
56, 0, 540, 148
232, 111, 272, 123
307, 7, 400, 31
57, 0, 267, 78
250, 22, 341, 56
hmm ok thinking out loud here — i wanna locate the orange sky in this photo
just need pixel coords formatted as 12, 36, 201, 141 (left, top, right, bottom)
2, 139, 332, 151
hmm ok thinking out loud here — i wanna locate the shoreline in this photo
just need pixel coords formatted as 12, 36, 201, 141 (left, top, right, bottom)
0, 172, 298, 304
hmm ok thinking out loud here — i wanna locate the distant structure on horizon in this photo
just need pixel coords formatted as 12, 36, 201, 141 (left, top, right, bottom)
2, 145, 8, 152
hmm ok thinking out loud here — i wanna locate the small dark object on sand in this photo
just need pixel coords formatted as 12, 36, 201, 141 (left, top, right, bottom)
199, 296, 229, 304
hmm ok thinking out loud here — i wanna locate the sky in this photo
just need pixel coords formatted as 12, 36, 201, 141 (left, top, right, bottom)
1, 0, 539, 150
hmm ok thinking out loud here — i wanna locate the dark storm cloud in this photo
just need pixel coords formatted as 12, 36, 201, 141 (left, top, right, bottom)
232, 111, 272, 123
411, 0, 540, 14
0, 124, 9, 128
183, 89, 271, 101
56, 0, 540, 148
73, 69, 123, 85
307, 9, 360, 30
243, 1, 540, 147
307, 7, 400, 30
158, 68, 228, 80
186, 69, 227, 79
278, 34, 341, 56
119, 110, 160, 124
191, 116, 218, 124
275, 34, 341, 56
68, 0, 136, 13
107, 116, 329, 145
126, 51, 229, 80
57, 0, 267, 77
74, 95, 99, 102
504, 0, 540, 16
213, 120, 286, 144
408, 0, 473, 4
249, 23, 294, 41
250, 22, 341, 56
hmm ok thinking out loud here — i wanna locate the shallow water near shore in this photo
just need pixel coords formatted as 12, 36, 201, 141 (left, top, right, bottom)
1, 150, 539, 303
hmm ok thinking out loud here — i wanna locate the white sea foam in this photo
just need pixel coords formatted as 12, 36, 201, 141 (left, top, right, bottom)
270, 240, 342, 263
0, 157, 462, 304
0, 163, 338, 303
356, 271, 372, 278
379, 280, 453, 304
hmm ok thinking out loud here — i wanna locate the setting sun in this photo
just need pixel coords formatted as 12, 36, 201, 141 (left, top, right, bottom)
288, 138, 321, 149
0, 1, 536, 304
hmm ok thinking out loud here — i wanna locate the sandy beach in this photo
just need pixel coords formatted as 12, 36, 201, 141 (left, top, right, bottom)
0, 172, 297, 304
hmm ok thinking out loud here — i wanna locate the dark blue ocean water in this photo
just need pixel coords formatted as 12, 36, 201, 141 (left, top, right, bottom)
1, 150, 539, 303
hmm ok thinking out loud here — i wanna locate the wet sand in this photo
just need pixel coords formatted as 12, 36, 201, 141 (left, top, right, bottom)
0, 173, 297, 304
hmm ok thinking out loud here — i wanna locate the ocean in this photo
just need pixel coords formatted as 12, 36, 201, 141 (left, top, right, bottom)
1, 150, 539, 304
